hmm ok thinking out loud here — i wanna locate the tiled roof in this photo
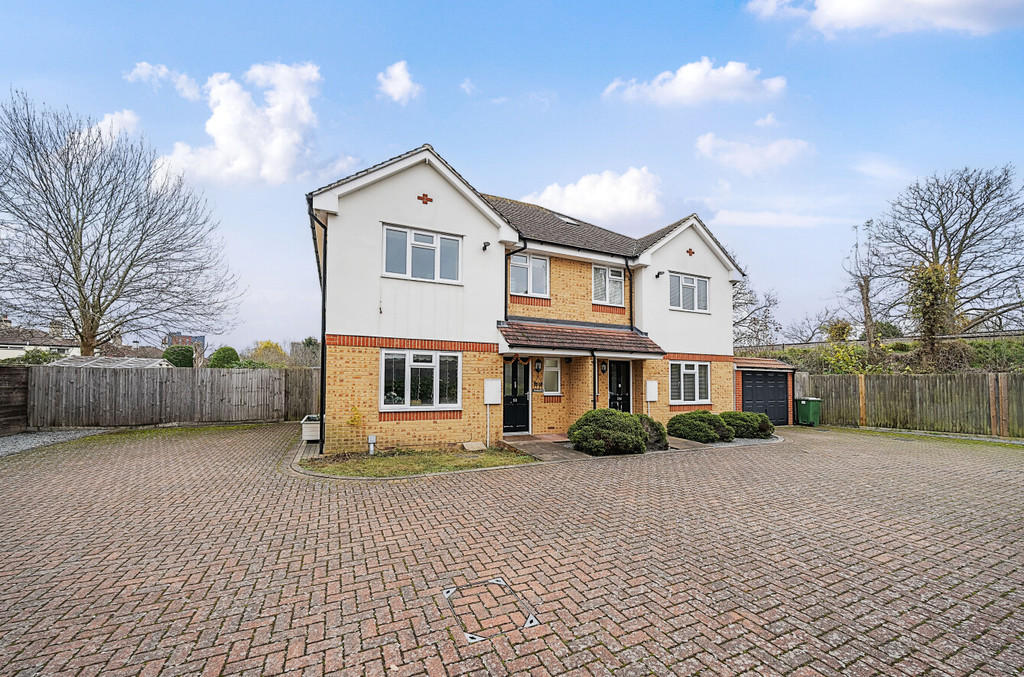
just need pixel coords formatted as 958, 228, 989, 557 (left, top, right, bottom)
734, 357, 796, 371
0, 326, 78, 348
499, 321, 664, 355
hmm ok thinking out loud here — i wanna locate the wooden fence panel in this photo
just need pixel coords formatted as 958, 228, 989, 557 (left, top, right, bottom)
1007, 374, 1024, 438
0, 367, 30, 436
285, 369, 320, 421
26, 367, 302, 428
806, 375, 860, 426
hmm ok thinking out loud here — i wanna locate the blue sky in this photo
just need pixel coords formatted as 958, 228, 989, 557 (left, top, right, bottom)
3, 0, 1023, 348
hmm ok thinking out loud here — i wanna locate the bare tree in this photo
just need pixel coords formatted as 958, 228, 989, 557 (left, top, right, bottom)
867, 165, 1024, 332
0, 91, 238, 355
781, 309, 838, 344
733, 275, 781, 347
843, 221, 887, 363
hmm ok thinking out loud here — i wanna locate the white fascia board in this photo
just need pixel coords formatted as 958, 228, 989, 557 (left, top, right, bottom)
517, 241, 645, 268
643, 216, 739, 275
312, 149, 518, 241
500, 347, 663, 360
593, 351, 665, 360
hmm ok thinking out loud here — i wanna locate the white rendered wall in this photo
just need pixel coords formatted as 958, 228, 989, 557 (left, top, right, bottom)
323, 162, 506, 343
638, 227, 735, 356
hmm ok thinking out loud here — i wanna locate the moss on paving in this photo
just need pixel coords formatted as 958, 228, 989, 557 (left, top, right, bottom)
300, 447, 536, 477
45, 424, 270, 449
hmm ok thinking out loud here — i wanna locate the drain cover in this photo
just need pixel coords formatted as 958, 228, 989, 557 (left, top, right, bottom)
442, 576, 539, 644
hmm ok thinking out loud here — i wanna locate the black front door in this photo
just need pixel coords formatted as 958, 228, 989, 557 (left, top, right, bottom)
608, 361, 631, 412
503, 360, 530, 433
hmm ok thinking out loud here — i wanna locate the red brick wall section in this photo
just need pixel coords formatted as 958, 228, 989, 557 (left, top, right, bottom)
788, 372, 794, 425
326, 334, 498, 353
735, 370, 743, 411
669, 404, 713, 413
379, 410, 462, 422
510, 295, 552, 307
592, 304, 626, 315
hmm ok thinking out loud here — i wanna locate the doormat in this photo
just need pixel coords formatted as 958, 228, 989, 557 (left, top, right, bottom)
442, 576, 539, 644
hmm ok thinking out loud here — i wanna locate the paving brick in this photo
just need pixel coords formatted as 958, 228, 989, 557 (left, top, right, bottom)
1, 424, 1023, 675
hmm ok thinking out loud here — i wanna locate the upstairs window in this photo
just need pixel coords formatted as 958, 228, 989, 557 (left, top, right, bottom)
383, 225, 460, 283
593, 266, 624, 306
669, 274, 709, 312
381, 350, 461, 410
509, 254, 549, 296
669, 361, 711, 404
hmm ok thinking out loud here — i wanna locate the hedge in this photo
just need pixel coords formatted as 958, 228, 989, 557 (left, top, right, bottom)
567, 409, 648, 456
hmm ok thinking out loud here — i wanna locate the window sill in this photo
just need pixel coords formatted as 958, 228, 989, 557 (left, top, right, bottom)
380, 273, 463, 286
592, 301, 625, 308
669, 400, 712, 406
669, 307, 711, 314
379, 406, 463, 413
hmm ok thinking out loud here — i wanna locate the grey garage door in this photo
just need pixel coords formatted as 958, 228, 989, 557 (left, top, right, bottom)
741, 371, 789, 425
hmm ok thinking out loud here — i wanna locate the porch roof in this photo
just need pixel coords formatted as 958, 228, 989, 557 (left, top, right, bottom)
499, 320, 665, 356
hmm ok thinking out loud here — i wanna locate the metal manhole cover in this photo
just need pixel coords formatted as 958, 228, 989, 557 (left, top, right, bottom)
442, 576, 539, 644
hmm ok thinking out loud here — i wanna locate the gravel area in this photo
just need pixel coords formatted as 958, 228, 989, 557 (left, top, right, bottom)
0, 429, 109, 458
705, 433, 784, 447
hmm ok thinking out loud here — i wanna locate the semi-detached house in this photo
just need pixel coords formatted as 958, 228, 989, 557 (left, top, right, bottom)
307, 145, 778, 454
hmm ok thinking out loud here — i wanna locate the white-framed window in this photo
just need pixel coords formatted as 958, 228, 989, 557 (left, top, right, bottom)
593, 265, 625, 306
509, 254, 549, 296
383, 225, 461, 283
669, 361, 711, 404
669, 274, 709, 312
542, 357, 560, 394
380, 350, 462, 410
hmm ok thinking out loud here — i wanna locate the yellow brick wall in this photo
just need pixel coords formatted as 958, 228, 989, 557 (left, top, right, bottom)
508, 256, 631, 326
324, 345, 504, 453
641, 358, 736, 426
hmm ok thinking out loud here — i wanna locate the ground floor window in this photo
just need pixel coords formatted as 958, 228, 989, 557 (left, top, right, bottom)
669, 361, 710, 404
543, 357, 560, 394
380, 350, 461, 410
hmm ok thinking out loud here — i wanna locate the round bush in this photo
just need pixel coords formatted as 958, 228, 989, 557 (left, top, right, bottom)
162, 345, 194, 368
207, 346, 240, 368
667, 410, 735, 443
634, 413, 668, 451
567, 408, 648, 456
720, 411, 775, 439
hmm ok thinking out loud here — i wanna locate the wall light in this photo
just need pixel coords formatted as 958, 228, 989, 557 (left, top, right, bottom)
655, 270, 665, 278
600, 361, 608, 374
482, 241, 491, 251
534, 358, 543, 373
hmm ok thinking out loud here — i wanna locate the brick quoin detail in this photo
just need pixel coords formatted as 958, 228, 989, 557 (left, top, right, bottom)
788, 372, 794, 425
510, 294, 552, 307
325, 334, 499, 353
735, 371, 744, 410
379, 410, 462, 422
543, 395, 563, 403
592, 303, 627, 315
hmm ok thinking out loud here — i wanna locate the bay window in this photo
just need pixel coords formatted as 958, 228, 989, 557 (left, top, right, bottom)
669, 361, 711, 404
383, 225, 461, 283
381, 350, 461, 410
593, 265, 624, 306
669, 274, 709, 312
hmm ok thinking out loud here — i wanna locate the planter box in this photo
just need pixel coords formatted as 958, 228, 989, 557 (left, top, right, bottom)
300, 415, 321, 442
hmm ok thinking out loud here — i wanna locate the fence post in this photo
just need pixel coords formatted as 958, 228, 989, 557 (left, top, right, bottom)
858, 373, 867, 427
989, 373, 1000, 436
999, 373, 1010, 437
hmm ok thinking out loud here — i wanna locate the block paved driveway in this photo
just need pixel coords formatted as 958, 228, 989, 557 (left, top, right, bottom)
1, 424, 1023, 676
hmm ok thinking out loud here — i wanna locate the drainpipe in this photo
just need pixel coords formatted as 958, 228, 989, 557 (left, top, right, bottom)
307, 196, 329, 455
590, 349, 598, 409
504, 237, 528, 322
622, 255, 635, 331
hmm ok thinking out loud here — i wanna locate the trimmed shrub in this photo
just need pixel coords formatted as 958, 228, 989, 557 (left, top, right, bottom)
567, 408, 648, 456
667, 410, 735, 443
720, 411, 775, 439
634, 413, 668, 451
207, 346, 240, 368
162, 345, 193, 368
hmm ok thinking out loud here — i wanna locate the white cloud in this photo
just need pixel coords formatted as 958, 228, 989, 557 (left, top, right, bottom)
754, 113, 779, 127
709, 209, 851, 228
124, 62, 200, 101
603, 57, 786, 106
490, 97, 509, 105
460, 78, 475, 95
695, 132, 811, 175
748, 0, 1024, 35
853, 155, 913, 182
376, 61, 423, 105
161, 61, 354, 185
522, 167, 663, 226
93, 109, 140, 139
